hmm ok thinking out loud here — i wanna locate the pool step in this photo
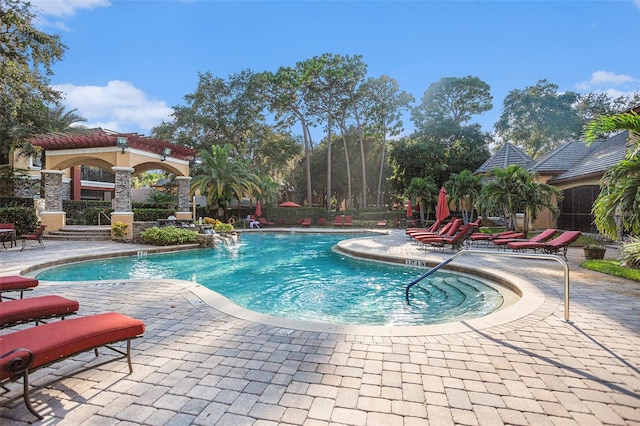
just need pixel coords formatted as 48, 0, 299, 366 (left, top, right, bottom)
44, 225, 112, 241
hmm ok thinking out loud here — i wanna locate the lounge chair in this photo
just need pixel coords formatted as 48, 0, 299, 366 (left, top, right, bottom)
0, 276, 39, 301
407, 220, 448, 239
507, 230, 582, 258
491, 228, 557, 250
317, 217, 326, 226
470, 229, 524, 246
0, 295, 79, 329
300, 218, 312, 227
334, 216, 343, 227
344, 216, 353, 226
258, 217, 275, 226
0, 312, 145, 420
415, 219, 462, 246
427, 222, 479, 252
376, 220, 388, 227
20, 225, 47, 251
405, 220, 441, 237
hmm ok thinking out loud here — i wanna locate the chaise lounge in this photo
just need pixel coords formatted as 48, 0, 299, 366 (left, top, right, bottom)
491, 228, 557, 250
0, 276, 39, 301
507, 230, 582, 259
0, 295, 80, 329
0, 312, 145, 419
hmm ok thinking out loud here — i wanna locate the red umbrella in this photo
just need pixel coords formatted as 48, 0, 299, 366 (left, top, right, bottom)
406, 200, 413, 218
436, 187, 450, 221
255, 201, 262, 217
278, 201, 301, 208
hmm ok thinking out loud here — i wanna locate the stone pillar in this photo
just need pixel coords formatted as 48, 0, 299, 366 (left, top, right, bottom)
112, 167, 134, 212
39, 170, 65, 232
174, 176, 193, 220
110, 167, 134, 241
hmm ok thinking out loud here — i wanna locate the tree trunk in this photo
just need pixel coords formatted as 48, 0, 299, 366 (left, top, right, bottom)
302, 121, 312, 207
352, 95, 367, 208
339, 122, 352, 209
326, 103, 333, 213
376, 133, 387, 207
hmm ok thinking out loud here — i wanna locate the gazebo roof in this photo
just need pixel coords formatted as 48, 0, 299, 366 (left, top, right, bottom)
29, 128, 197, 161
474, 142, 533, 174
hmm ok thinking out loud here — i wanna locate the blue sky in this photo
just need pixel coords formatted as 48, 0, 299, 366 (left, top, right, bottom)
33, 0, 640, 139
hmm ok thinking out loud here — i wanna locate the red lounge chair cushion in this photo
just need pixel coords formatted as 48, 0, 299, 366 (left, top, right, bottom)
0, 295, 79, 327
0, 276, 38, 292
0, 312, 145, 381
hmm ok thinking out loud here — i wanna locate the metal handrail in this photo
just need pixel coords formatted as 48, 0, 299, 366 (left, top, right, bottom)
405, 249, 571, 321
97, 211, 111, 226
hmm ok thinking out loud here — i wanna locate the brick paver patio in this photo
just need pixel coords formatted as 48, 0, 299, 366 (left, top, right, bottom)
1, 230, 639, 425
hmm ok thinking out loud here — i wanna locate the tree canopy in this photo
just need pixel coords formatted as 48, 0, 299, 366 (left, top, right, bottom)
0, 0, 67, 157
495, 79, 582, 158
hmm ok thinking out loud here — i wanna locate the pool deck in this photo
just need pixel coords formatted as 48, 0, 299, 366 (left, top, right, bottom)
1, 229, 639, 425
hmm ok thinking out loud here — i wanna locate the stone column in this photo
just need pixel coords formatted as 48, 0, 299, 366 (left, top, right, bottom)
39, 170, 65, 231
110, 167, 135, 240
174, 176, 193, 220
112, 167, 134, 212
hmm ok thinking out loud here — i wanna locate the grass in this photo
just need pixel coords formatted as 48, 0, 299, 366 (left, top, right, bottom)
580, 259, 640, 282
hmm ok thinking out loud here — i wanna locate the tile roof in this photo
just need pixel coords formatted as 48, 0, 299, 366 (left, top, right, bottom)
474, 143, 532, 174
548, 131, 629, 183
527, 140, 596, 174
28, 128, 197, 161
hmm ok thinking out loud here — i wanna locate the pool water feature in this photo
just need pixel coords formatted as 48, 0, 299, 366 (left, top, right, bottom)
36, 233, 505, 326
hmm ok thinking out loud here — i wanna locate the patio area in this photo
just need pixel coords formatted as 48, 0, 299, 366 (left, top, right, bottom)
1, 230, 639, 425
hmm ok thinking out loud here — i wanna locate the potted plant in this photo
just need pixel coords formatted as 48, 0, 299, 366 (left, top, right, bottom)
583, 244, 607, 260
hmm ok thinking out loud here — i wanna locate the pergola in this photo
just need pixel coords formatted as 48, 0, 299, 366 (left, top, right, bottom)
29, 128, 197, 240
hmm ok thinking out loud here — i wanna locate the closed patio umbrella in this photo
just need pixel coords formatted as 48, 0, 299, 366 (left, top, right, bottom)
255, 201, 262, 217
406, 200, 413, 218
436, 187, 450, 222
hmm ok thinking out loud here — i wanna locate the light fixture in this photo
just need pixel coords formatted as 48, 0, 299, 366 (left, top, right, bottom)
116, 137, 128, 154
161, 146, 172, 161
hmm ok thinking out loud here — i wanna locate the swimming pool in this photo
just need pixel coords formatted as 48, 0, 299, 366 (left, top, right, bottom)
36, 233, 505, 326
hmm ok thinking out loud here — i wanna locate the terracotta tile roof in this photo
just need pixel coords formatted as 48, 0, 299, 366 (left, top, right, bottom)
28, 128, 197, 161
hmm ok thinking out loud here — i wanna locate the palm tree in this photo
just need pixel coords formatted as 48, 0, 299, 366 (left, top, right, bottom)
477, 165, 559, 232
445, 170, 482, 224
477, 165, 530, 230
404, 177, 438, 226
46, 105, 87, 131
520, 179, 561, 234
583, 111, 640, 240
190, 144, 260, 217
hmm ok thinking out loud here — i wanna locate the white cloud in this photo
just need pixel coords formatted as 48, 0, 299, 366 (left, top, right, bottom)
576, 70, 637, 90
53, 80, 174, 134
30, 0, 111, 18
30, 0, 110, 30
635, 0, 640, 10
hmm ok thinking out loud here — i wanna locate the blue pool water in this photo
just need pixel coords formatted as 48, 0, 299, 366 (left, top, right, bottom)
36, 233, 504, 326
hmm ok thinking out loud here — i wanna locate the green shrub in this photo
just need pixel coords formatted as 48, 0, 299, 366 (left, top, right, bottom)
141, 226, 197, 245
63, 200, 111, 225
214, 222, 234, 232
0, 207, 39, 235
620, 237, 640, 269
133, 208, 174, 222
111, 221, 129, 238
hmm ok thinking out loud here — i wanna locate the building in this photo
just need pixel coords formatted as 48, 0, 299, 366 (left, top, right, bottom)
0, 128, 197, 238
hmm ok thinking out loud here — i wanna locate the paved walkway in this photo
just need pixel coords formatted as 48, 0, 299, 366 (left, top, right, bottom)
1, 231, 639, 425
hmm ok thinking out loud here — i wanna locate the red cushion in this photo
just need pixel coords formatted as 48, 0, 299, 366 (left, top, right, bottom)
0, 295, 79, 327
0, 276, 38, 291
0, 312, 145, 380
